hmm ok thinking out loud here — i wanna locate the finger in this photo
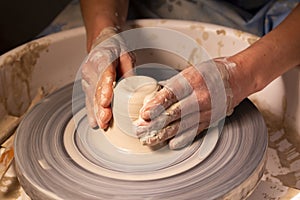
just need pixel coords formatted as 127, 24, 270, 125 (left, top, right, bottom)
136, 92, 211, 136
136, 108, 210, 139
140, 111, 206, 146
135, 102, 180, 137
85, 97, 98, 128
95, 63, 117, 108
81, 53, 103, 85
94, 62, 116, 128
140, 87, 177, 120
169, 122, 209, 150
94, 105, 112, 129
140, 67, 200, 120
82, 79, 98, 128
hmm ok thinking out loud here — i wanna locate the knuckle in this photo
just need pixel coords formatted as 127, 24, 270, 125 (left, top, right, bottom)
196, 89, 210, 103
128, 52, 136, 63
81, 64, 91, 79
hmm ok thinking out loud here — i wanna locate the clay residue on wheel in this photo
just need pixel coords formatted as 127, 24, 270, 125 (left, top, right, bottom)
0, 40, 50, 117
0, 175, 22, 200
202, 31, 209, 40
217, 40, 224, 57
216, 29, 226, 36
0, 87, 49, 144
189, 24, 205, 31
233, 29, 243, 38
247, 37, 259, 45
251, 97, 300, 189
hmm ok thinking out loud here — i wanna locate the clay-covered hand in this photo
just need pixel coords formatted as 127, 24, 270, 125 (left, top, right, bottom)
135, 58, 241, 150
81, 27, 135, 129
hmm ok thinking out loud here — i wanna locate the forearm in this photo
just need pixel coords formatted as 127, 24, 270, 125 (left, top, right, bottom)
80, 0, 129, 51
228, 4, 300, 104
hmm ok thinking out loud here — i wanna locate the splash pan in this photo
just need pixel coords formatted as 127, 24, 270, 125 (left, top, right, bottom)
14, 81, 267, 200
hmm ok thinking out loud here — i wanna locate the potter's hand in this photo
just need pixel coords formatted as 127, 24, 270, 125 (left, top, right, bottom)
81, 27, 135, 129
136, 58, 240, 149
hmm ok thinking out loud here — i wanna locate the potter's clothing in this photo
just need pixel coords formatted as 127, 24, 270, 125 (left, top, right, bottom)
129, 0, 299, 36
0, 0, 299, 55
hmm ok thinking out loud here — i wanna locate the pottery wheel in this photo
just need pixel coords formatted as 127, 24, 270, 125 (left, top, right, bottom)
14, 81, 267, 200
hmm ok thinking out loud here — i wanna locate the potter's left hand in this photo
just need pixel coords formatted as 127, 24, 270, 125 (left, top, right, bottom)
81, 27, 135, 129
135, 58, 242, 150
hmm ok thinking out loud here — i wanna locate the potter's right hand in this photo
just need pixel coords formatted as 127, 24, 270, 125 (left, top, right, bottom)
81, 27, 135, 129
135, 58, 242, 149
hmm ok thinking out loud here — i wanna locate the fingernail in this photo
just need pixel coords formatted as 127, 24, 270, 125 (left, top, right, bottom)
141, 110, 151, 120
100, 97, 108, 106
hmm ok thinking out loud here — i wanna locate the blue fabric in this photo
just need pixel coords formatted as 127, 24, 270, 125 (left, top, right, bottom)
264, 0, 299, 33
40, 0, 299, 38
130, 0, 299, 36
37, 0, 83, 37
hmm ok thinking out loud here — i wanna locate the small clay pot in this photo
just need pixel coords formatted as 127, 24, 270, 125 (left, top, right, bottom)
112, 76, 159, 138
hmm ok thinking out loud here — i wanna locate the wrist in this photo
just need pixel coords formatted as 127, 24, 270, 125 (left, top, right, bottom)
86, 17, 122, 52
91, 26, 122, 50
80, 0, 129, 52
224, 55, 255, 107
228, 42, 273, 97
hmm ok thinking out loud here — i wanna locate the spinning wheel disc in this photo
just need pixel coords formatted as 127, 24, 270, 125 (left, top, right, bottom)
64, 108, 220, 181
14, 82, 267, 200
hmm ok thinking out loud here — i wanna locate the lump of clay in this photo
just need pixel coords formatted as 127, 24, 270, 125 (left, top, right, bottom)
112, 75, 159, 138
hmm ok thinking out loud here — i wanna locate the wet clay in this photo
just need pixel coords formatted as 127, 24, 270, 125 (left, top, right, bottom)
106, 76, 161, 153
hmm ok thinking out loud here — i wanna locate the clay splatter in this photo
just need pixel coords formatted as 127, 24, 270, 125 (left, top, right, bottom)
216, 29, 226, 35
202, 32, 209, 40
0, 41, 50, 117
247, 37, 259, 45
217, 41, 224, 57
252, 97, 300, 189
